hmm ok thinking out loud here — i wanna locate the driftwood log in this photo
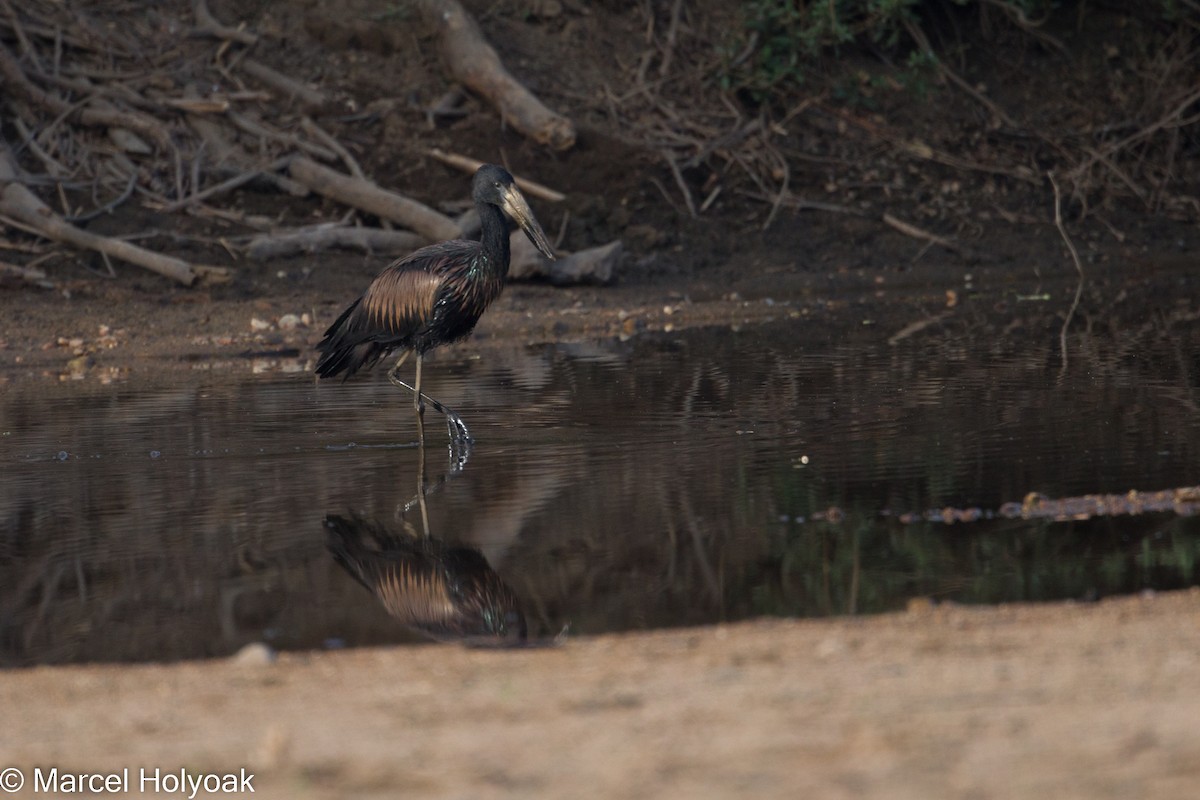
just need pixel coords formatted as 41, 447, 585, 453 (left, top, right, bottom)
413, 0, 576, 151
511, 235, 620, 285
245, 224, 424, 260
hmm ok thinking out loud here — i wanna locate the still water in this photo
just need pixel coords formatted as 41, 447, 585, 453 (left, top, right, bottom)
3, 273, 1200, 664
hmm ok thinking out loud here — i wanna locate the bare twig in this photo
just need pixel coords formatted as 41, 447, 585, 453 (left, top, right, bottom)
657, 0, 685, 79
903, 19, 1017, 128
662, 151, 696, 218
888, 312, 954, 345
240, 58, 328, 110
159, 155, 295, 213
0, 41, 172, 150
882, 213, 971, 257
186, 112, 309, 196
301, 117, 364, 180
65, 169, 138, 222
191, 0, 258, 46
227, 111, 338, 163
427, 148, 566, 202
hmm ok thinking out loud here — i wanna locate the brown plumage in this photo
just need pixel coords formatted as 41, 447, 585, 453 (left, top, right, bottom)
325, 514, 527, 645
314, 165, 555, 440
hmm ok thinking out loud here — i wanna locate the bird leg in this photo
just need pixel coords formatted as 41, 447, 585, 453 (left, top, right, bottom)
415, 430, 431, 537
386, 350, 473, 443
413, 353, 425, 417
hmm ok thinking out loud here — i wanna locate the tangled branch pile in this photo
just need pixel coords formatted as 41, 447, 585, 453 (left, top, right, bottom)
0, 0, 583, 288
602, 0, 1200, 236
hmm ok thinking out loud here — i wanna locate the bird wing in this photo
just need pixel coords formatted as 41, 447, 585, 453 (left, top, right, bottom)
358, 240, 479, 336
374, 561, 461, 627
359, 267, 445, 337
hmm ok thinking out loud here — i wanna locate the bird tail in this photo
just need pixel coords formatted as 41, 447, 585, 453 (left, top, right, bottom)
324, 514, 391, 592
314, 298, 386, 380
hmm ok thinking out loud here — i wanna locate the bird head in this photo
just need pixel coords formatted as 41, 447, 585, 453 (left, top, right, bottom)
473, 164, 556, 261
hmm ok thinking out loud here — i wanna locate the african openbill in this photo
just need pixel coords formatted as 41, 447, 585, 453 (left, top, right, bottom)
325, 514, 527, 646
314, 164, 555, 441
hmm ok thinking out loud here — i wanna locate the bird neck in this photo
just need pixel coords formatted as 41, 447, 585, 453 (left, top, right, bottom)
474, 202, 510, 279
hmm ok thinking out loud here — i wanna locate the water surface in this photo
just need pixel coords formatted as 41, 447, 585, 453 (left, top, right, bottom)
3, 269, 1200, 664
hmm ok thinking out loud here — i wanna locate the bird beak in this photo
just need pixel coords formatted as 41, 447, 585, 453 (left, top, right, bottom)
502, 185, 556, 260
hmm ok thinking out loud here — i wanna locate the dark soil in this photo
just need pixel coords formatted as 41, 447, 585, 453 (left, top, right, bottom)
3, 0, 1197, 380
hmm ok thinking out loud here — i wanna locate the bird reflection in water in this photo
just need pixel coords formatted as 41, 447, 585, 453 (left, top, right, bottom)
326, 514, 527, 646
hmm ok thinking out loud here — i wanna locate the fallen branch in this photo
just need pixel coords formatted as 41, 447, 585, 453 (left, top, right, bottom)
882, 213, 970, 258
412, 0, 575, 150
160, 155, 295, 213
302, 117, 365, 180
511, 235, 620, 285
0, 181, 198, 286
903, 19, 1016, 128
662, 150, 696, 218
289, 156, 462, 241
0, 40, 172, 150
191, 0, 257, 46
186, 112, 308, 197
244, 224, 424, 260
887, 312, 954, 345
427, 148, 565, 202
0, 144, 213, 286
240, 58, 329, 110
0, 259, 54, 289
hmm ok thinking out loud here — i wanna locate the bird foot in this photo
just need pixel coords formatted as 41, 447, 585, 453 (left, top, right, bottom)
446, 413, 472, 445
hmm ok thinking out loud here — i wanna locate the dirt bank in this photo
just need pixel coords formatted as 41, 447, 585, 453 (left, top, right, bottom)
4, 590, 1199, 799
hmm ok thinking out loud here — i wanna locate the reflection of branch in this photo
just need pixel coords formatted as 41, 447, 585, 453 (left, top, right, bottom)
1049, 172, 1084, 375
677, 488, 722, 605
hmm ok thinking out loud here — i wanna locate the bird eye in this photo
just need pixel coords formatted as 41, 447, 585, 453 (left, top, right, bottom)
493, 181, 502, 189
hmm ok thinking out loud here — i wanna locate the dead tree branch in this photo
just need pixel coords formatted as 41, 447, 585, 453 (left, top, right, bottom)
412, 0, 576, 150
244, 224, 423, 260
427, 148, 565, 202
288, 156, 462, 241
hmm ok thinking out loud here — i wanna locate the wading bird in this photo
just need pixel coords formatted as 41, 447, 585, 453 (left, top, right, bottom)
314, 165, 555, 441
325, 514, 527, 646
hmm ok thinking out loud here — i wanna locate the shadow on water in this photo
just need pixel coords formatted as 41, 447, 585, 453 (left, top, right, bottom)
3, 269, 1200, 665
